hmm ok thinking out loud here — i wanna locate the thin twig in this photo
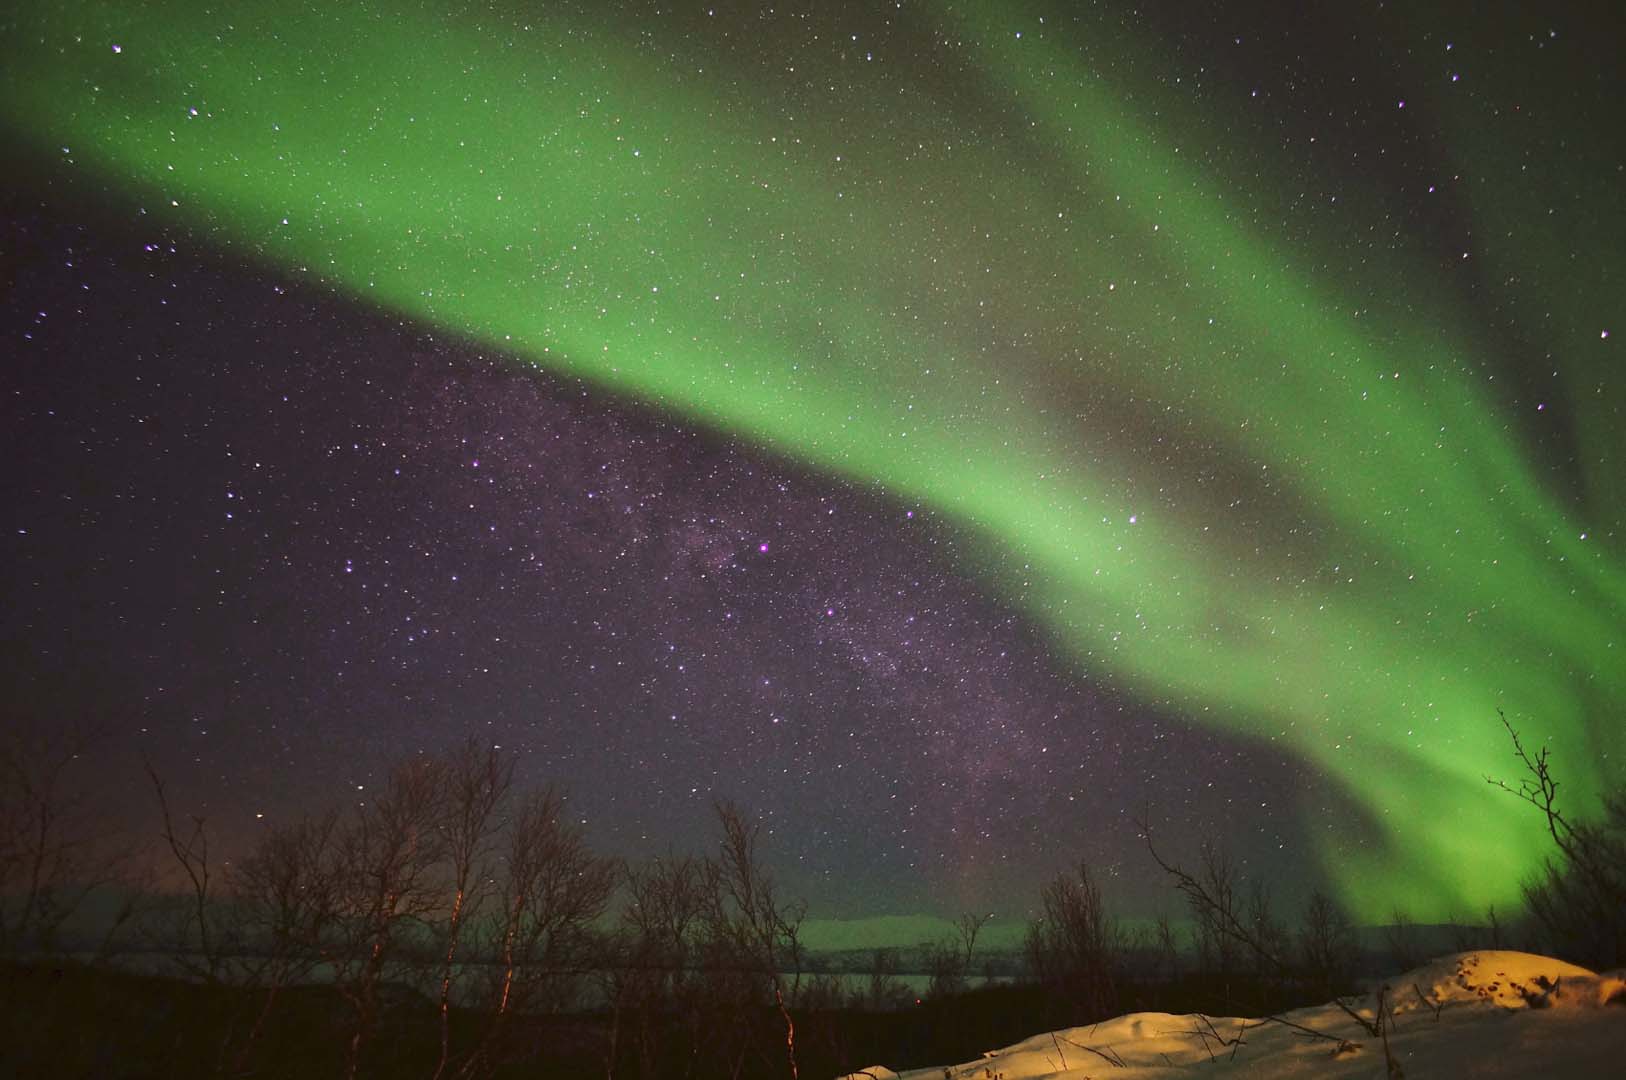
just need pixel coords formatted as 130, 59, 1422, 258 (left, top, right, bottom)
1333, 995, 1380, 1037
1376, 986, 1403, 1078
1057, 1032, 1125, 1067
1251, 1011, 1356, 1049
1176, 1013, 1245, 1063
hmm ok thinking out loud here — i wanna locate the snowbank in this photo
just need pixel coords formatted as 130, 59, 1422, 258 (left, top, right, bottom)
840, 951, 1626, 1079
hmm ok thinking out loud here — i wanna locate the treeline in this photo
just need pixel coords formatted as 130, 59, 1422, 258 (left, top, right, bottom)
1003, 713, 1626, 1029
3, 735, 825, 1078
2, 717, 1621, 1079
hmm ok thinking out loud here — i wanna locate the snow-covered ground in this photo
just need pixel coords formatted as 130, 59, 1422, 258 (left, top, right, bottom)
841, 951, 1625, 1079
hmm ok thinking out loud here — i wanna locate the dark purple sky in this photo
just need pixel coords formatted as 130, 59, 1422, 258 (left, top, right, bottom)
3, 196, 1322, 919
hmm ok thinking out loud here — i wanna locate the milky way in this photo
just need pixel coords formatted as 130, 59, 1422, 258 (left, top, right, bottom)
3, 1, 1622, 922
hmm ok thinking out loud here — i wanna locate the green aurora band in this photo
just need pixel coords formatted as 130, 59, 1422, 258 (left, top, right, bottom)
5, 1, 1621, 918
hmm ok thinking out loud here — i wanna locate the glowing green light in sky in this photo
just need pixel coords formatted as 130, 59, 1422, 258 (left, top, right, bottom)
5, 1, 1620, 918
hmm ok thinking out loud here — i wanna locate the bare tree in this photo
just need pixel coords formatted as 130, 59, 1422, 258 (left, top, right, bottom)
1188, 843, 1243, 977
1139, 818, 1287, 982
326, 756, 447, 1080
956, 911, 990, 984
922, 937, 966, 1000
463, 785, 614, 1078
854, 947, 906, 1011
0, 729, 129, 961
1152, 909, 1183, 982
1155, 839, 1243, 981
1449, 904, 1509, 953
145, 757, 227, 984
227, 809, 341, 1070
430, 741, 512, 1080
1025, 861, 1120, 1021
609, 852, 709, 1080
1384, 906, 1422, 972
1298, 890, 1356, 998
1487, 712, 1626, 968
705, 799, 806, 1080
1244, 878, 1287, 988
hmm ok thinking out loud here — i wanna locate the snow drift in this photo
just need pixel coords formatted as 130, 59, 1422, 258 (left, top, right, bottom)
841, 951, 1625, 1079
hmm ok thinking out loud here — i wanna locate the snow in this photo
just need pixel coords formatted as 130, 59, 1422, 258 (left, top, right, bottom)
839, 952, 1626, 1080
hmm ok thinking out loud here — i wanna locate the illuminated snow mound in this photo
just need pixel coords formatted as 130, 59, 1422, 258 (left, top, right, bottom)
1400, 950, 1621, 1011
839, 951, 1626, 1080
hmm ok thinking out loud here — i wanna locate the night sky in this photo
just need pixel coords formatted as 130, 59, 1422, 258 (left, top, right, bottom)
3, 1, 1622, 929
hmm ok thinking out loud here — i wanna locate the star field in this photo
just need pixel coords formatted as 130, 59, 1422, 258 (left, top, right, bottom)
2, 0, 1622, 924
4, 212, 1298, 916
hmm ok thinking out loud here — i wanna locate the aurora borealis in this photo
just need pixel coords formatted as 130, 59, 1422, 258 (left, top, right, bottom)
3, 1, 1622, 925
